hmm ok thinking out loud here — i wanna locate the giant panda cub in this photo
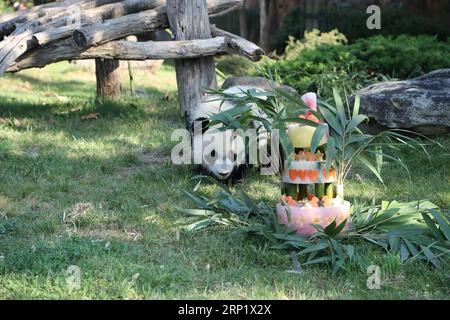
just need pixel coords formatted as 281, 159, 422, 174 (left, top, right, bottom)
188, 77, 298, 182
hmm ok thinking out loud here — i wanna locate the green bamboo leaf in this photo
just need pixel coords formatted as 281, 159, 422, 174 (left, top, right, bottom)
246, 89, 275, 97
283, 117, 320, 127
388, 234, 400, 254
346, 134, 373, 146
352, 95, 361, 118
334, 219, 348, 236
324, 220, 337, 235
357, 154, 384, 184
332, 259, 347, 275
274, 87, 302, 105
302, 256, 332, 266
403, 238, 421, 257
190, 175, 232, 194
184, 219, 213, 232
429, 209, 450, 241
363, 236, 388, 249
279, 129, 293, 164
210, 105, 252, 119
346, 245, 355, 261
347, 114, 368, 131
421, 212, 444, 241
317, 106, 343, 136
183, 191, 211, 209
297, 241, 330, 255
325, 136, 337, 172
333, 88, 347, 129
176, 208, 214, 216
272, 233, 309, 244
310, 123, 329, 155
400, 243, 410, 262
420, 245, 441, 269
318, 98, 337, 113
330, 239, 345, 261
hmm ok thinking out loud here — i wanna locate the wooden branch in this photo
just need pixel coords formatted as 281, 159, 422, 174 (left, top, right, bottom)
0, 0, 261, 77
211, 25, 264, 61
7, 37, 228, 72
0, 0, 118, 39
31, 0, 165, 47
0, 0, 121, 75
0, 12, 20, 24
82, 37, 227, 60
73, 0, 242, 48
82, 0, 165, 23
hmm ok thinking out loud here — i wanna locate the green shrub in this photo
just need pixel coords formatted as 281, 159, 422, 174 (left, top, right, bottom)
277, 6, 450, 52
263, 34, 450, 97
283, 29, 347, 60
349, 35, 450, 78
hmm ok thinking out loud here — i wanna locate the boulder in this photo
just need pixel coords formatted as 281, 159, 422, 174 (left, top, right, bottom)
355, 69, 450, 136
222, 76, 300, 98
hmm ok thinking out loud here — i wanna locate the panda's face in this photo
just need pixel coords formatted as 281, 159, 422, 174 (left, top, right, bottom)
203, 130, 244, 180
192, 119, 245, 180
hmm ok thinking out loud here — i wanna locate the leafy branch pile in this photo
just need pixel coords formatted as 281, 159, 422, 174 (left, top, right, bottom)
178, 178, 450, 274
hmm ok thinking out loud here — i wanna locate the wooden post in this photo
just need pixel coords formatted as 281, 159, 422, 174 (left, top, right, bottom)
259, 0, 278, 53
95, 59, 122, 101
167, 0, 217, 119
239, 0, 248, 39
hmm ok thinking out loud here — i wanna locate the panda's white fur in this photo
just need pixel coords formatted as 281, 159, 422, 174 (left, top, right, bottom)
189, 85, 271, 181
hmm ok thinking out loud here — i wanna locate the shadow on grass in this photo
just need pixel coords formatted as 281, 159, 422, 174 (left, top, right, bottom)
5, 73, 96, 101
0, 92, 183, 140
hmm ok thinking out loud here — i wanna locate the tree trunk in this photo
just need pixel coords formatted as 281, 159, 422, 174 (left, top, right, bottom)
167, 0, 217, 119
259, 0, 278, 53
305, 0, 320, 31
95, 59, 122, 100
239, 0, 247, 39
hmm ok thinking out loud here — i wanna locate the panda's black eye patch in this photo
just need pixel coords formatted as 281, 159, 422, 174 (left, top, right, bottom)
192, 118, 210, 134
210, 150, 216, 158
233, 152, 237, 162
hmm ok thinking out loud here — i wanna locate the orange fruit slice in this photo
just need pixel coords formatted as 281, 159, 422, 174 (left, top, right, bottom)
289, 170, 298, 181
308, 170, 319, 182
309, 196, 320, 207
321, 195, 333, 207
298, 170, 307, 181
286, 196, 297, 206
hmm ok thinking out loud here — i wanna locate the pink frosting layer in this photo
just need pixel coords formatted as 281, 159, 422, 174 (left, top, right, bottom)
276, 202, 351, 236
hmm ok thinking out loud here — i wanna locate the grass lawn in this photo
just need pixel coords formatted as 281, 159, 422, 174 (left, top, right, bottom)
0, 62, 449, 299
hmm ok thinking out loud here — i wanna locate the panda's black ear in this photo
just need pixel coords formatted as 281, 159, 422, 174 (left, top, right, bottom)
191, 117, 210, 135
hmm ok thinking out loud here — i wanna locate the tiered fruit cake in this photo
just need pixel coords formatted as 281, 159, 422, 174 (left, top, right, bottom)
277, 93, 350, 236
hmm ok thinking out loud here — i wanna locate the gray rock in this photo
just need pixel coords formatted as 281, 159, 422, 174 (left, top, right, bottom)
222, 76, 299, 98
355, 69, 450, 136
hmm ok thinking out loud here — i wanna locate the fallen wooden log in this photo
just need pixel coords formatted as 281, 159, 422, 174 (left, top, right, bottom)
211, 26, 264, 61
0, 0, 165, 74
82, 0, 165, 23
73, 0, 242, 48
0, 0, 240, 75
6, 25, 264, 72
0, 0, 115, 74
7, 37, 228, 72
32, 0, 166, 46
